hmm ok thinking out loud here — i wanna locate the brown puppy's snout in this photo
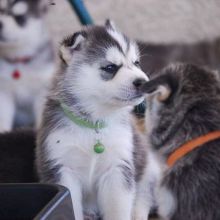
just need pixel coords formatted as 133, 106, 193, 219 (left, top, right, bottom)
133, 78, 147, 90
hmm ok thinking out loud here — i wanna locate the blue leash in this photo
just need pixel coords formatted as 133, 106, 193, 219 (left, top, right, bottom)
68, 0, 93, 25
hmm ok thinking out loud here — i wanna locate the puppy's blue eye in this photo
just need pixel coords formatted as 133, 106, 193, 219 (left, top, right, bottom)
134, 60, 140, 67
101, 64, 119, 74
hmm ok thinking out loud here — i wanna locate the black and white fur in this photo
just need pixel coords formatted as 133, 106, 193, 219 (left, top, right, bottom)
36, 21, 153, 220
141, 63, 220, 220
0, 0, 55, 131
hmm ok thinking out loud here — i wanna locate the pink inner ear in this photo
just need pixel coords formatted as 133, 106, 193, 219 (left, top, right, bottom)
70, 34, 85, 51
157, 85, 171, 101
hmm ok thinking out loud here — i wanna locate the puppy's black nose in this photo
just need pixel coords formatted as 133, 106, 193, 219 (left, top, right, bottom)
133, 78, 146, 89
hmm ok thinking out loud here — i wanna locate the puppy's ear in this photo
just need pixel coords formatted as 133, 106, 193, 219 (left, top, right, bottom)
105, 19, 117, 31
60, 32, 86, 65
141, 74, 177, 102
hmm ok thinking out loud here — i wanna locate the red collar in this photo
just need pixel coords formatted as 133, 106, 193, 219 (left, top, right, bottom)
4, 41, 52, 64
167, 131, 220, 167
5, 56, 32, 64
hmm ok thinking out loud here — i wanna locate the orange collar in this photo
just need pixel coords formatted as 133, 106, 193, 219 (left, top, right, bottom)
167, 131, 220, 167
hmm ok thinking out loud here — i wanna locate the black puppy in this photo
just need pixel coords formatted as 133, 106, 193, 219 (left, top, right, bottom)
141, 63, 220, 220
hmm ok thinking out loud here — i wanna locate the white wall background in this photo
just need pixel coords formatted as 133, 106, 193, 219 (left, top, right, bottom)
46, 0, 220, 46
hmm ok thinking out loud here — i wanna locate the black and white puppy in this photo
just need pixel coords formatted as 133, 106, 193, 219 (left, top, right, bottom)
0, 0, 55, 131
36, 21, 152, 220
141, 63, 220, 220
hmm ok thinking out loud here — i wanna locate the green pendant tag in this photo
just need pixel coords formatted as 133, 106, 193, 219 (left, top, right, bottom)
94, 141, 105, 153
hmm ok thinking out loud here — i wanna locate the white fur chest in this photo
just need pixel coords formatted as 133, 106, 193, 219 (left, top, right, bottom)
46, 119, 134, 189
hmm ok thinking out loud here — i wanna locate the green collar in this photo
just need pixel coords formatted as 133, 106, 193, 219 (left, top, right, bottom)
60, 102, 106, 130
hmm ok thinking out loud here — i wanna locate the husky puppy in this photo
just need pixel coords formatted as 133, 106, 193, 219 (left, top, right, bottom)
141, 63, 220, 220
36, 21, 151, 220
0, 0, 55, 131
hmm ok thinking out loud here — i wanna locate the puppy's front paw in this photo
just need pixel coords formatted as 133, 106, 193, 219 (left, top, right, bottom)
84, 212, 100, 220
84, 214, 95, 220
132, 213, 148, 220
132, 205, 149, 220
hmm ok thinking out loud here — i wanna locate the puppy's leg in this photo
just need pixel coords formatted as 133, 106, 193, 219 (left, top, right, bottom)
84, 213, 99, 220
60, 167, 84, 220
0, 93, 15, 132
133, 150, 162, 220
132, 168, 152, 220
157, 186, 176, 220
98, 166, 135, 220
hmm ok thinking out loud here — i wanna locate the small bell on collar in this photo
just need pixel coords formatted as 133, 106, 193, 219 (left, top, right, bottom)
94, 140, 105, 154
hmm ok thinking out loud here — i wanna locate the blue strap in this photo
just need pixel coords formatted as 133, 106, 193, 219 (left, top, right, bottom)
68, 0, 93, 25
